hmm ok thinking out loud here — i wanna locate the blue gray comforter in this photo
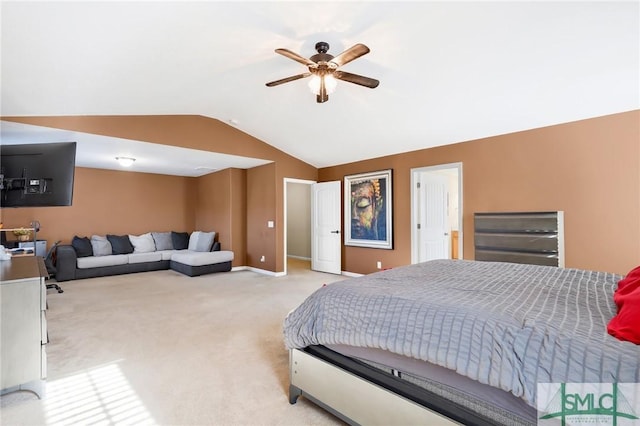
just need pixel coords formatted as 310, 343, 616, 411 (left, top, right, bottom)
283, 260, 640, 407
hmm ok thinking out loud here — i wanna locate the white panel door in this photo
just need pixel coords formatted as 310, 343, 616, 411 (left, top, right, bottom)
418, 173, 449, 262
311, 181, 341, 274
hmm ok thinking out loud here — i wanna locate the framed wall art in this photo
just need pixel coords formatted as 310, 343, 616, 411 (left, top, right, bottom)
344, 169, 393, 249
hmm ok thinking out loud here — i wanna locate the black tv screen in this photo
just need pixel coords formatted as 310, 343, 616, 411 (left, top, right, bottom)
1, 142, 76, 208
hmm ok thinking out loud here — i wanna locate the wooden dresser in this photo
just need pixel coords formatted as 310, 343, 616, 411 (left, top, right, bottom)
0, 256, 48, 398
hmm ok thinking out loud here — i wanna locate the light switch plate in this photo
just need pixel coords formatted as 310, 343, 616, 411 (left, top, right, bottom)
267, 221, 274, 228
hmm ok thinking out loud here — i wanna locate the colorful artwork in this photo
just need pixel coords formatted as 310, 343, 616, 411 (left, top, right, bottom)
344, 169, 393, 249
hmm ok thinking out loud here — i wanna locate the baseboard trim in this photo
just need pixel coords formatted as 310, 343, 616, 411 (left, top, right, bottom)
287, 255, 311, 261
234, 264, 363, 278
236, 266, 286, 277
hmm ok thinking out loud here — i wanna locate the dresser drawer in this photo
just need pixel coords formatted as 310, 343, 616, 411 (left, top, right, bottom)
41, 311, 48, 344
40, 280, 47, 310
41, 345, 47, 379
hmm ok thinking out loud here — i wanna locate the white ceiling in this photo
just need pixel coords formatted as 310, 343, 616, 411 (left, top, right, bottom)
1, 1, 638, 176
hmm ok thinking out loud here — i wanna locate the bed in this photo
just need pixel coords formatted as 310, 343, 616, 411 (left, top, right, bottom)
282, 212, 639, 425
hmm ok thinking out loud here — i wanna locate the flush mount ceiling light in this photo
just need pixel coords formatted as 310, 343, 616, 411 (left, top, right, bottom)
195, 166, 217, 173
266, 41, 379, 103
115, 157, 136, 167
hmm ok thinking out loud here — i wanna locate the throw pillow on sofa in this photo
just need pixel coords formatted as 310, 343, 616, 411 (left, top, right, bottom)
188, 231, 216, 252
91, 235, 112, 256
171, 231, 189, 250
129, 233, 156, 253
107, 234, 134, 255
72, 236, 93, 258
151, 232, 173, 251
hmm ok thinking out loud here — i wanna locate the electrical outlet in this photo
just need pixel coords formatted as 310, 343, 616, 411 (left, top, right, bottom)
260, 255, 265, 262
377, 261, 382, 269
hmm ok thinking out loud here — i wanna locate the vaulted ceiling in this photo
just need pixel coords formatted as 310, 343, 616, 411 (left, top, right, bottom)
1, 1, 638, 176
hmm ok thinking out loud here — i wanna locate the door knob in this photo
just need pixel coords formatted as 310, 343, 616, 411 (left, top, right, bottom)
330, 230, 340, 234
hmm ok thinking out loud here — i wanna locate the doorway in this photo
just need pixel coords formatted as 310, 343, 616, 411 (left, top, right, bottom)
411, 163, 463, 264
284, 179, 314, 274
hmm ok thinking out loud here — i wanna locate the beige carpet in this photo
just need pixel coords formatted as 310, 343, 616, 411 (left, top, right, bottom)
0, 259, 346, 426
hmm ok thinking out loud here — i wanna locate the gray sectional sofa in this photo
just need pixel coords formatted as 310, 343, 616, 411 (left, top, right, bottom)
54, 231, 234, 282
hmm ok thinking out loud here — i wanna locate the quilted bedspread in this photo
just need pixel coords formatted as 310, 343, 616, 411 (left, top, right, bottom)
283, 259, 640, 407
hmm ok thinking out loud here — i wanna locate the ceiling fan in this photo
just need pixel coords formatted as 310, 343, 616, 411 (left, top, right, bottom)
266, 41, 379, 103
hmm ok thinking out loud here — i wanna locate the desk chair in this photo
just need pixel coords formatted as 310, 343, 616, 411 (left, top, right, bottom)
44, 241, 64, 293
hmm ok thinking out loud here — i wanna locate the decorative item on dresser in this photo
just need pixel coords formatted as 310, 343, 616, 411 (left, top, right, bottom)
1, 222, 41, 257
13, 228, 32, 242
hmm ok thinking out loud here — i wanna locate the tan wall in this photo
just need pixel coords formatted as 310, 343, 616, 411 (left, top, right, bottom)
194, 168, 246, 266
246, 163, 277, 270
319, 111, 640, 275
229, 168, 247, 266
0, 167, 196, 247
4, 112, 636, 275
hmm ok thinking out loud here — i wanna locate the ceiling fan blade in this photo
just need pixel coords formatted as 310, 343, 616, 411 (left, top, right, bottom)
275, 48, 316, 67
266, 73, 311, 87
334, 71, 379, 88
330, 43, 370, 67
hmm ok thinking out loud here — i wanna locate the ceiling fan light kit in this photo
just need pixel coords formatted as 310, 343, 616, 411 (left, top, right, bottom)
308, 74, 337, 95
266, 41, 379, 103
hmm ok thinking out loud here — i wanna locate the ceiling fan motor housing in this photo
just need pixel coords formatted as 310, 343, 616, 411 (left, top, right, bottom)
315, 41, 330, 53
310, 49, 333, 66
309, 42, 336, 75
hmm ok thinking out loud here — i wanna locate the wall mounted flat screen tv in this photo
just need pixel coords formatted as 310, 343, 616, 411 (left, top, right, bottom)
1, 142, 77, 208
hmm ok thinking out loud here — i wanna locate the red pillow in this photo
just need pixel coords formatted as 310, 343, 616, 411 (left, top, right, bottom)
607, 265, 640, 344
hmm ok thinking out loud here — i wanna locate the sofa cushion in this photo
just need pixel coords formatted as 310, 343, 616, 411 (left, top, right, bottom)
72, 236, 93, 258
107, 234, 134, 255
129, 233, 156, 253
188, 231, 216, 252
128, 252, 162, 264
171, 250, 234, 267
151, 232, 173, 251
171, 231, 189, 250
77, 254, 129, 269
91, 235, 112, 257
156, 249, 179, 261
